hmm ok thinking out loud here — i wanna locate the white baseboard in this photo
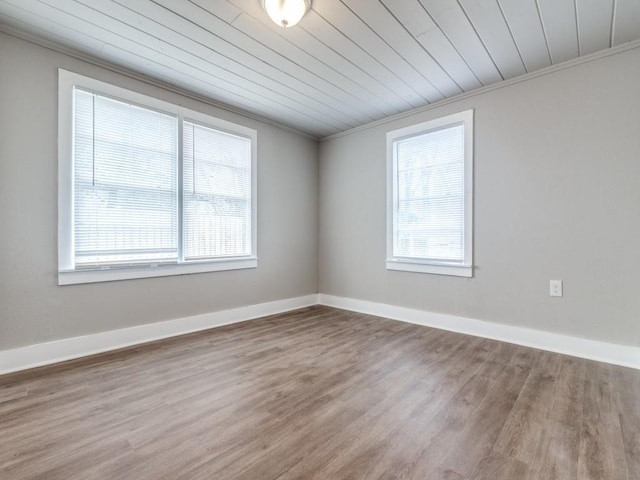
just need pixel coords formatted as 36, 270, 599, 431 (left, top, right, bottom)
2, 293, 637, 375
318, 294, 640, 370
0, 294, 319, 375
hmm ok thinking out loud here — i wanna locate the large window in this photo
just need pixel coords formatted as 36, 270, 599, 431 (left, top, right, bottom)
386, 110, 473, 277
58, 70, 257, 285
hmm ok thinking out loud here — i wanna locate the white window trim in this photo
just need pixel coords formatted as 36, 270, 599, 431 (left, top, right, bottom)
58, 69, 257, 285
386, 109, 474, 278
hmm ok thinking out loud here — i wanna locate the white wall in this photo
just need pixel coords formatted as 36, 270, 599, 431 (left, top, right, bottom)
0, 33, 318, 350
319, 47, 640, 347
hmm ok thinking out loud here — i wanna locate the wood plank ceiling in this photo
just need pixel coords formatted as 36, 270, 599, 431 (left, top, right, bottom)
1, 0, 639, 138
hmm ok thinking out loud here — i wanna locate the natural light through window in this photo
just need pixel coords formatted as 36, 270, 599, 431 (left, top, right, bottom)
386, 110, 473, 277
183, 122, 252, 260
73, 90, 179, 267
58, 70, 257, 285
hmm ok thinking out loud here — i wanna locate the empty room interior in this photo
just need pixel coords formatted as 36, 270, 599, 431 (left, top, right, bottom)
1, 1, 639, 479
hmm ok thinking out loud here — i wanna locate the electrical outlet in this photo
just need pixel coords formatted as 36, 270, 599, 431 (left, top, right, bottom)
550, 280, 563, 297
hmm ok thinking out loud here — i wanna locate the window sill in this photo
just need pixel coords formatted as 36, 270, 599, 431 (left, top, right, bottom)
58, 257, 258, 285
386, 260, 473, 278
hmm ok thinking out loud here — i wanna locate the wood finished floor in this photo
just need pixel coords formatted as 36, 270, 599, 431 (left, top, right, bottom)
0, 306, 638, 480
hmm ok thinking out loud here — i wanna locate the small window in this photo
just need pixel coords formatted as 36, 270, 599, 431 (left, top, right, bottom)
386, 110, 473, 277
58, 70, 257, 285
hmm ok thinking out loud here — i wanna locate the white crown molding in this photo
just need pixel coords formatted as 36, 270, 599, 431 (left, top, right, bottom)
0, 294, 319, 375
318, 294, 640, 370
321, 38, 640, 142
4, 23, 639, 144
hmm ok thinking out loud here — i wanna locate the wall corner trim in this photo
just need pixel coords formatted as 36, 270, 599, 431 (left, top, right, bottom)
0, 294, 319, 375
318, 294, 640, 370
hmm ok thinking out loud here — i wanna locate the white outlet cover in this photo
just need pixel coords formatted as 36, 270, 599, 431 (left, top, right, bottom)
550, 280, 563, 297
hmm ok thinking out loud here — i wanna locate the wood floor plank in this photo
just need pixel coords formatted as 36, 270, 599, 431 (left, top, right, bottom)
526, 420, 580, 480
578, 361, 629, 480
612, 364, 640, 479
0, 306, 637, 479
469, 454, 530, 479
352, 340, 509, 479
492, 353, 560, 460
274, 337, 493, 480
433, 349, 536, 477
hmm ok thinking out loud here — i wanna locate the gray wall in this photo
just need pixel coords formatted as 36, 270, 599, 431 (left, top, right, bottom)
319, 47, 640, 347
2, 32, 638, 352
0, 33, 319, 350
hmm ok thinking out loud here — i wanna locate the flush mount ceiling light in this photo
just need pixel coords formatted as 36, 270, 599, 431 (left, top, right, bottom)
262, 0, 311, 28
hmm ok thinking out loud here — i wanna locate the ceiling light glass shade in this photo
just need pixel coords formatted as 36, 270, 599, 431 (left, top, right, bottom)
263, 0, 311, 28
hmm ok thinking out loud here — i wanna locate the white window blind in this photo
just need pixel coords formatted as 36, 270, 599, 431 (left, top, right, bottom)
393, 124, 465, 262
59, 70, 257, 285
73, 89, 178, 267
387, 109, 473, 277
183, 122, 252, 260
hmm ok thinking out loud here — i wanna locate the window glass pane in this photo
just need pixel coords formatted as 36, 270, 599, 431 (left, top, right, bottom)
183, 122, 252, 260
393, 124, 465, 262
73, 89, 178, 266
